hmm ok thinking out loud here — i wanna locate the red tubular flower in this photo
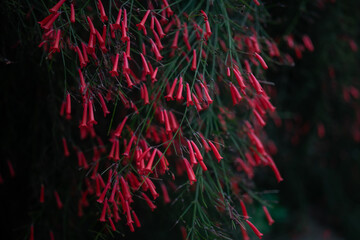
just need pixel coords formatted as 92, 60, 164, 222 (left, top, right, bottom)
145, 177, 159, 199
171, 31, 180, 49
200, 83, 213, 104
253, 109, 266, 127
112, 141, 121, 161
205, 21, 212, 39
154, 16, 165, 38
198, 133, 210, 152
109, 180, 119, 203
246, 219, 263, 239
160, 183, 171, 204
230, 83, 242, 105
163, 110, 172, 133
240, 225, 250, 240
150, 39, 163, 61
190, 140, 203, 161
302, 35, 314, 52
54, 190, 63, 209
186, 83, 194, 106
95, 30, 107, 53
40, 184, 45, 203
240, 200, 249, 219
99, 198, 109, 222
162, 0, 174, 16
121, 21, 130, 42
62, 137, 70, 157
97, 0, 108, 22
74, 45, 86, 68
253, 0, 261, 6
101, 25, 107, 43
244, 59, 251, 73
208, 140, 223, 162
86, 16, 96, 35
182, 22, 191, 51
176, 77, 184, 101
79, 102, 88, 128
267, 156, 283, 182
152, 29, 164, 50
43, 12, 61, 30
142, 84, 150, 105
88, 99, 97, 125
136, 10, 151, 35
262, 206, 275, 225
30, 225, 34, 240
183, 158, 197, 184
81, 42, 89, 63
249, 73, 263, 94
113, 9, 122, 30
38, 13, 54, 28
49, 0, 66, 13
49, 230, 55, 240
151, 67, 158, 82
126, 40, 131, 59
140, 53, 150, 74
114, 116, 128, 137
233, 68, 246, 90
254, 53, 268, 70
120, 177, 132, 202
168, 112, 179, 131
65, 92, 71, 117
70, 3, 75, 23
125, 73, 134, 88
227, 67, 231, 77
123, 135, 136, 157
191, 49, 197, 71
109, 53, 120, 77
198, 160, 208, 171
192, 93, 202, 111
87, 34, 95, 54
97, 180, 111, 204
108, 139, 118, 159
132, 210, 141, 228
187, 140, 197, 165
141, 192, 157, 211
51, 29, 61, 53
150, 16, 155, 30
123, 52, 130, 73
97, 92, 110, 117
108, 217, 116, 231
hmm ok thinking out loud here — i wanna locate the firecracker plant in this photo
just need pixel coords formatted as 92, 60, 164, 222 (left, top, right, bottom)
15, 0, 313, 239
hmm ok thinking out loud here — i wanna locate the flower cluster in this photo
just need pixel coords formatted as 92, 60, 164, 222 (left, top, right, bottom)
36, 0, 285, 238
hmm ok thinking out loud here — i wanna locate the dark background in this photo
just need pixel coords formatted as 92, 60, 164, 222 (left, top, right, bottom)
1, 0, 359, 239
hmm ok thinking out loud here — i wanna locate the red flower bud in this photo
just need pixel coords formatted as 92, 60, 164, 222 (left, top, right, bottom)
190, 49, 197, 71
49, 0, 66, 13
136, 10, 150, 35
99, 198, 108, 222
263, 206, 275, 225
208, 140, 223, 162
114, 116, 128, 138
186, 83, 194, 106
183, 158, 197, 184
86, 16, 96, 35
54, 190, 63, 209
62, 137, 70, 157
240, 200, 249, 219
246, 219, 263, 239
97, 0, 108, 22
109, 53, 120, 77
70, 3, 75, 23
254, 53, 268, 70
